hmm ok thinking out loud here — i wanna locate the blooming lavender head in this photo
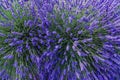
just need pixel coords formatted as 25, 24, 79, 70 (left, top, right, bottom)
34, 0, 120, 80
0, 0, 51, 79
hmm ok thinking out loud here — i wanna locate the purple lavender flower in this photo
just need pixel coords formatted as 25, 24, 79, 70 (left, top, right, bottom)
34, 0, 120, 80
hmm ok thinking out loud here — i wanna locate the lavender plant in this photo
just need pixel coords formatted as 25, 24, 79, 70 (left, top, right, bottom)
0, 0, 51, 79
35, 0, 120, 80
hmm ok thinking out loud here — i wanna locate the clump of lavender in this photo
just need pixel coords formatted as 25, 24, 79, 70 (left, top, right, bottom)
0, 0, 51, 79
35, 0, 120, 80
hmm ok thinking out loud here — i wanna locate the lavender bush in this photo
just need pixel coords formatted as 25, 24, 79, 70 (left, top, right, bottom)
35, 0, 120, 80
0, 0, 120, 80
0, 0, 51, 79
